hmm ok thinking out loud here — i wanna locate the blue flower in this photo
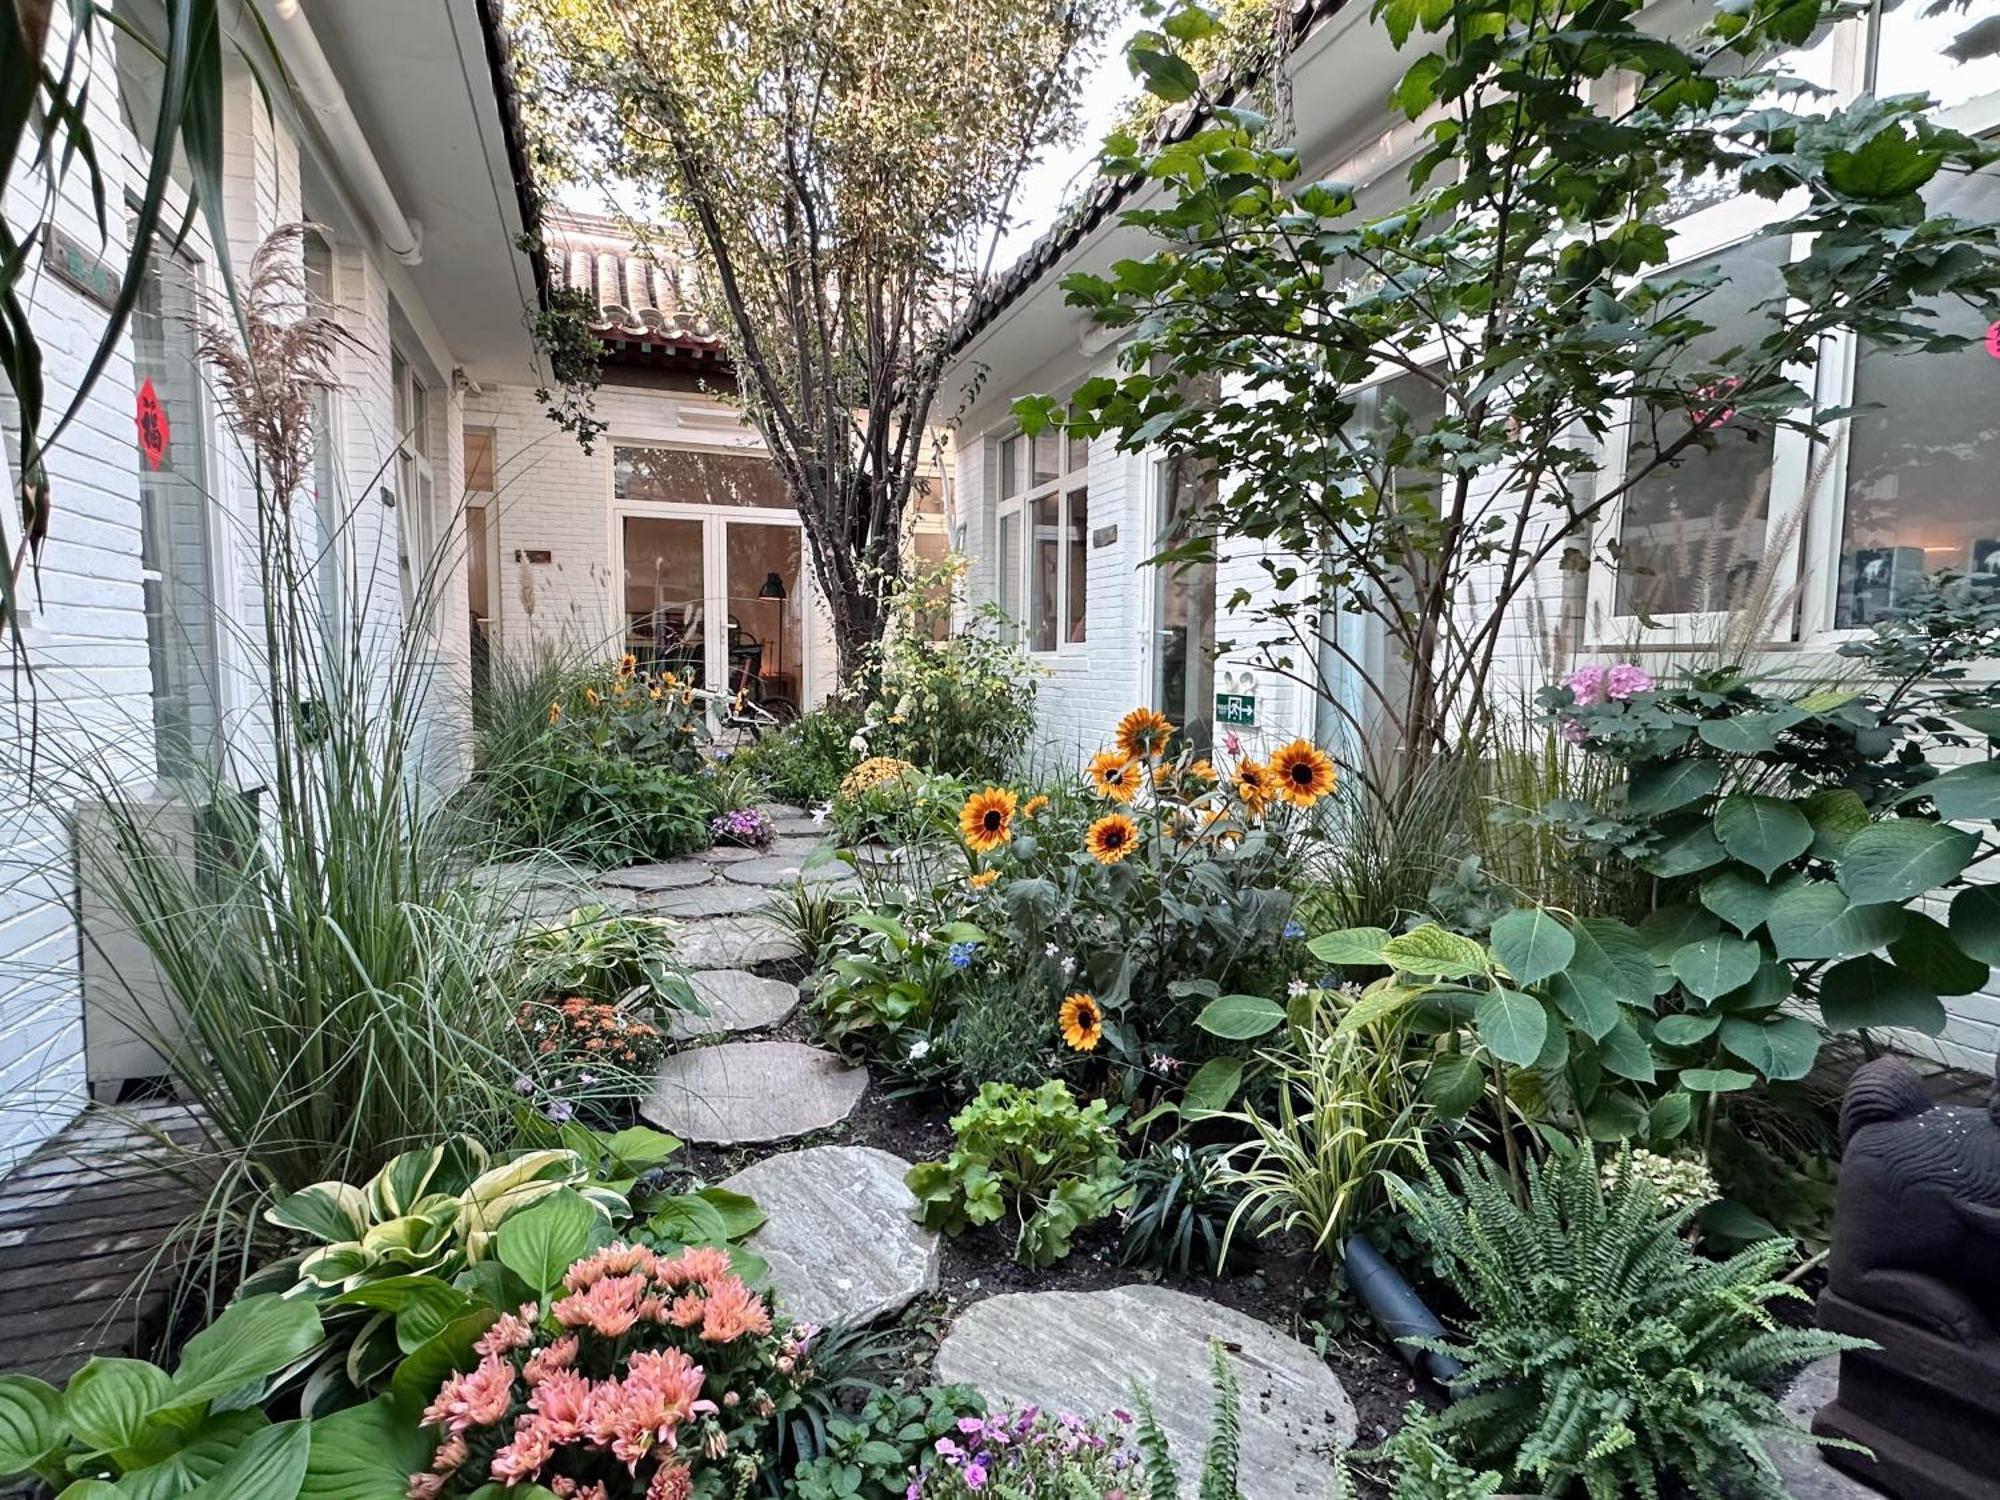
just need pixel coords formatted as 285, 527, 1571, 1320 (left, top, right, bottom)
1283, 919, 1305, 940
948, 940, 979, 970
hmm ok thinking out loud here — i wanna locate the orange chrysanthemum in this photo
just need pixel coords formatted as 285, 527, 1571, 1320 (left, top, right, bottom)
1023, 794, 1050, 819
1234, 758, 1278, 816
1269, 739, 1337, 808
959, 787, 1018, 853
1087, 751, 1141, 803
1059, 993, 1103, 1052
1085, 812, 1141, 865
1115, 706, 1175, 761
969, 869, 999, 890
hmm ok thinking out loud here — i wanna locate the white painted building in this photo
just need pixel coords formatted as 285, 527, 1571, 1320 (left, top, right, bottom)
939, 0, 2000, 1068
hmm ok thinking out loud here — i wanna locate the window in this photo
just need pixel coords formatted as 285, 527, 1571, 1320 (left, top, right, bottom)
906, 476, 953, 640
1153, 452, 1218, 752
614, 445, 791, 507
1835, 166, 2000, 626
1873, 0, 2000, 118
392, 348, 437, 632
464, 429, 497, 693
304, 232, 345, 645
1614, 235, 1792, 619
996, 422, 1088, 652
134, 242, 222, 780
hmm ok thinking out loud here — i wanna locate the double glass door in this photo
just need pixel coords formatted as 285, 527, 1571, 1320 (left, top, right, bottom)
620, 511, 807, 718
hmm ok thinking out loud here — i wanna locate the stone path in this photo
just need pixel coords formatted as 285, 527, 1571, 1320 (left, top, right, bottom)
1768, 1359, 1880, 1500
669, 971, 800, 1042
722, 1145, 937, 1328
672, 914, 802, 969
643, 1040, 867, 1144
935, 1286, 1356, 1500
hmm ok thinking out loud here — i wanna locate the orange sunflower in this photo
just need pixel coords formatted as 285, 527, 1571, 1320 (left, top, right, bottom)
617, 652, 638, 678
959, 787, 1019, 854
1234, 758, 1278, 817
1059, 993, 1104, 1052
968, 869, 999, 891
1087, 750, 1142, 803
1023, 794, 1050, 819
1269, 739, 1337, 808
1085, 812, 1141, 865
1115, 706, 1175, 761
1187, 758, 1219, 784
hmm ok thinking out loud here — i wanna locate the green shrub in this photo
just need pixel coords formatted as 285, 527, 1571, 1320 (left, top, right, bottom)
1389, 1147, 1861, 1500
510, 903, 690, 1006
788, 1385, 989, 1500
1118, 1141, 1246, 1278
732, 704, 864, 805
905, 1080, 1124, 1265
941, 969, 1061, 1094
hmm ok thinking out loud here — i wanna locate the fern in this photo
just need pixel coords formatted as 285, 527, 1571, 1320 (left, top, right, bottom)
1389, 1148, 1866, 1500
1134, 1381, 1180, 1500
1134, 1339, 1244, 1500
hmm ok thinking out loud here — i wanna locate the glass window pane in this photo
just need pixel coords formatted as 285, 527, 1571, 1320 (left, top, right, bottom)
134, 246, 220, 780
464, 429, 495, 493
1154, 455, 1218, 753
997, 510, 1021, 640
1067, 430, 1089, 474
614, 445, 792, 507
623, 515, 708, 684
1029, 493, 1059, 652
310, 386, 342, 641
1615, 236, 1791, 617
1874, 0, 2000, 116
1065, 486, 1089, 644
1342, 372, 1448, 509
1032, 429, 1060, 487
1000, 435, 1020, 498
1836, 167, 2000, 627
725, 521, 805, 717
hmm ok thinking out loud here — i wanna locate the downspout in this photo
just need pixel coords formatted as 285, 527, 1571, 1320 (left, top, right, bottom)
260, 0, 424, 264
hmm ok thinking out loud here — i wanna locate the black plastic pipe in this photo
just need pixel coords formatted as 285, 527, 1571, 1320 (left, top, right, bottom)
1343, 1232, 1465, 1388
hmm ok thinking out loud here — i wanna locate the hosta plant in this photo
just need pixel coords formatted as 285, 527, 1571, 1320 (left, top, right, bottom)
905, 1081, 1125, 1266
1388, 1148, 1861, 1500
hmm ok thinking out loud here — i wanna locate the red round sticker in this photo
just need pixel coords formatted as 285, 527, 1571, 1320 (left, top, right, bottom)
136, 377, 170, 470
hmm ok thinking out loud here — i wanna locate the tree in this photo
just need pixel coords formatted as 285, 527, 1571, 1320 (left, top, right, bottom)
1022, 0, 2000, 801
512, 0, 1116, 683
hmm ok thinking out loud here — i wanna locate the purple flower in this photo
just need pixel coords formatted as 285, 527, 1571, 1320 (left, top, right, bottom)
964, 1460, 988, 1491
1607, 662, 1653, 701
513, 1074, 535, 1096
935, 1437, 961, 1463
1567, 663, 1609, 707
1560, 717, 1588, 745
957, 1417, 987, 1436
709, 807, 775, 848
542, 1098, 574, 1123
906, 1482, 922, 1500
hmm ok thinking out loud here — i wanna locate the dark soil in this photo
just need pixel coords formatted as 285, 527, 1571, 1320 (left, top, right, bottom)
672, 956, 1434, 1453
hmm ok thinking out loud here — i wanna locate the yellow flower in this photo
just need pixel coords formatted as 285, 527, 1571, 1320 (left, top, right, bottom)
548, 701, 563, 725
839, 756, 916, 801
1087, 750, 1141, 803
959, 787, 1019, 854
1234, 758, 1278, 817
650, 685, 664, 701
1085, 812, 1140, 865
968, 870, 999, 890
584, 686, 601, 708
1115, 706, 1174, 761
1188, 759, 1218, 784
1059, 993, 1103, 1052
1023, 794, 1050, 819
1269, 739, 1337, 808
617, 653, 637, 678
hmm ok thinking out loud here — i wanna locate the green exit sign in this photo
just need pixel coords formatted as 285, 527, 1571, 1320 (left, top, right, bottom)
1215, 692, 1256, 726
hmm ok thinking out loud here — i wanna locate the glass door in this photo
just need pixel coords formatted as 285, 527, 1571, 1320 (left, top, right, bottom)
1152, 453, 1217, 753
723, 520, 805, 719
622, 515, 708, 686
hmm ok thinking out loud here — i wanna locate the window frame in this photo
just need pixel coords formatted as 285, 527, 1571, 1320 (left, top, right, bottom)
994, 425, 1090, 658
391, 346, 439, 639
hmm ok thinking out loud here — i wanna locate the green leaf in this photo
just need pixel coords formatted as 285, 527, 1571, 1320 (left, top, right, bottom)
1583, 1093, 1649, 1142
1654, 1012, 1721, 1046
170, 1294, 322, 1410
388, 1311, 497, 1423
1825, 122, 1944, 200
1647, 1091, 1696, 1143
1625, 758, 1721, 816
182, 1419, 310, 1500
1474, 989, 1547, 1067
263, 1183, 369, 1244
1718, 1016, 1821, 1081
1306, 927, 1391, 967
598, 1127, 682, 1174
494, 1188, 600, 1295
1949, 884, 2000, 964
1391, 52, 1444, 118
1714, 795, 1813, 878
1641, 821, 1728, 878
1420, 1053, 1485, 1115
1697, 707, 1805, 754
1887, 911, 1988, 996
1801, 788, 1872, 859
301, 1396, 436, 1500
691, 1187, 765, 1240
1766, 883, 1906, 960
55, 1484, 124, 1500
1836, 820, 1976, 906
646, 1194, 732, 1248
1380, 925, 1490, 980
326, 1276, 470, 1356
1681, 1068, 1758, 1093
1490, 908, 1574, 987
0, 1375, 62, 1478
1568, 917, 1656, 1003
1898, 758, 2000, 820
1700, 866, 1778, 935
1817, 955, 1946, 1035
1192, 993, 1286, 1040
115, 1410, 268, 1500
1180, 1056, 1243, 1115
1129, 43, 1201, 103
62, 1359, 172, 1454
1596, 1020, 1658, 1084
1638, 904, 1720, 958
1669, 934, 1762, 1002
1547, 971, 1621, 1042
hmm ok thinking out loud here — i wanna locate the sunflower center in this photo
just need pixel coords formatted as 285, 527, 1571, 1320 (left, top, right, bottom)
1289, 764, 1312, 785
982, 811, 1002, 831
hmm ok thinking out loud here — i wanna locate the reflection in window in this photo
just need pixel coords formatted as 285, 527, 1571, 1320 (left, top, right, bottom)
1064, 486, 1089, 645
1837, 167, 2000, 626
1154, 453, 1217, 754
1615, 236, 1791, 617
1874, 0, 2000, 115
997, 510, 1021, 641
614, 446, 792, 507
1029, 492, 1059, 652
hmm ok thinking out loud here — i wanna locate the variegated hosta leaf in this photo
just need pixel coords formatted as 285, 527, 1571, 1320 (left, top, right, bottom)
264, 1181, 370, 1243
367, 1143, 446, 1220
297, 1244, 376, 1288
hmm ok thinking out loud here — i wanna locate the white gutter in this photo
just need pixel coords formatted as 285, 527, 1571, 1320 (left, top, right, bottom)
261, 0, 424, 264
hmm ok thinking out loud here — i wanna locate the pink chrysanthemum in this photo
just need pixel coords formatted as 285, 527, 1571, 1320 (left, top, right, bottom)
699, 1274, 772, 1344
553, 1272, 647, 1338
421, 1354, 516, 1435
476, 1302, 540, 1358
489, 1414, 561, 1483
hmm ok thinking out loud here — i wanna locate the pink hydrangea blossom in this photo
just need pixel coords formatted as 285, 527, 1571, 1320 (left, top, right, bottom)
1567, 663, 1609, 706
1560, 718, 1588, 745
1606, 663, 1653, 701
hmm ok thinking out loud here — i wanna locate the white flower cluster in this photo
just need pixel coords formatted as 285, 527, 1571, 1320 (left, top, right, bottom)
1609, 1148, 1719, 1211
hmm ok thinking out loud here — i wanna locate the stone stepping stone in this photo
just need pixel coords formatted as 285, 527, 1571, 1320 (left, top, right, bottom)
720, 852, 857, 889
600, 861, 715, 893
642, 1041, 866, 1144
721, 1145, 937, 1327
645, 882, 775, 919
698, 843, 768, 865
1767, 1359, 1877, 1500
756, 804, 826, 838
672, 915, 802, 969
934, 1286, 1355, 1500
668, 971, 800, 1041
